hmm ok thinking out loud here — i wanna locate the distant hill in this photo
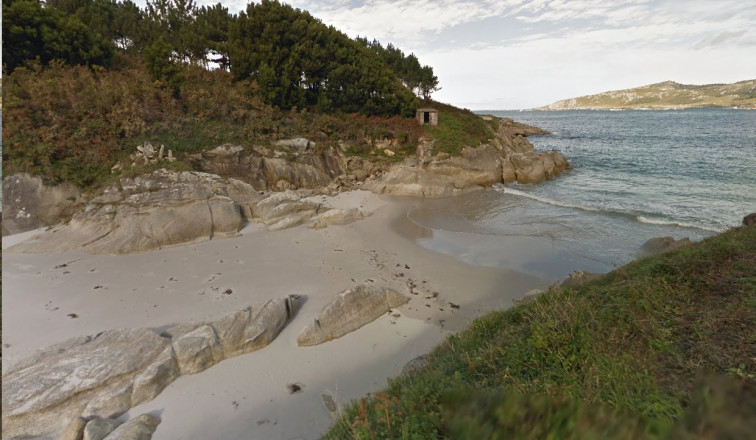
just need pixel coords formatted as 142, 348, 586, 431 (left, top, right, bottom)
538, 80, 756, 110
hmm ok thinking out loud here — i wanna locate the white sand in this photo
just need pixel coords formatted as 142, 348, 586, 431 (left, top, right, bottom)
2, 190, 550, 439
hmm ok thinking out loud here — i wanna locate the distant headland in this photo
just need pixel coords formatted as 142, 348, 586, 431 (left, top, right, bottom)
538, 79, 756, 110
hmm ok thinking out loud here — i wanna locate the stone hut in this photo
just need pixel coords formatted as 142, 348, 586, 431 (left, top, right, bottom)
416, 108, 438, 126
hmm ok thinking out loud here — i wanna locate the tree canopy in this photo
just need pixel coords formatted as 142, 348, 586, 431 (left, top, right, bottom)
228, 0, 418, 116
3, 0, 440, 116
358, 38, 441, 100
2, 0, 113, 73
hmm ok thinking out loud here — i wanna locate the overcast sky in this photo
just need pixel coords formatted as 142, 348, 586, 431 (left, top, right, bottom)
140, 0, 756, 109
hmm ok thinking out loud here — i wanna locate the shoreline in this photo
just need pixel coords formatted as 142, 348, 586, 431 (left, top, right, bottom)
2, 190, 551, 439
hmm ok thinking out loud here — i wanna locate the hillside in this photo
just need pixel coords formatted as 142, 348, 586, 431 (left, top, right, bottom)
325, 224, 756, 438
1, 0, 447, 190
539, 79, 756, 110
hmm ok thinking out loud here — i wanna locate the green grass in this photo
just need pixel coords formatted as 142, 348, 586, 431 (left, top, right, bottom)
421, 102, 496, 156
324, 225, 756, 439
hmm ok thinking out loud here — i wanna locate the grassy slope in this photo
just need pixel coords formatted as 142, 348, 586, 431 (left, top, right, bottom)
420, 102, 496, 155
324, 225, 756, 439
541, 80, 756, 110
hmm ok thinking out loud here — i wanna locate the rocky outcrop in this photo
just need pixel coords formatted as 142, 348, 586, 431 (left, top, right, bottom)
297, 286, 409, 346
638, 236, 692, 258
3, 117, 564, 244
60, 417, 89, 440
401, 354, 431, 376
84, 416, 124, 440
2, 173, 83, 235
515, 270, 601, 305
5, 172, 372, 254
3, 118, 564, 241
60, 414, 155, 440
187, 141, 348, 191
102, 414, 161, 440
111, 142, 176, 173
363, 118, 568, 197
2, 328, 167, 438
309, 207, 364, 229
1, 297, 299, 439
5, 169, 262, 254
744, 213, 756, 227
253, 190, 366, 231
188, 119, 565, 200
253, 191, 322, 231
552, 270, 601, 291
514, 289, 544, 305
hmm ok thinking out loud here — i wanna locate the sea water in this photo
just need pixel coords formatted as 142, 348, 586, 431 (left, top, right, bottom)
406, 109, 756, 280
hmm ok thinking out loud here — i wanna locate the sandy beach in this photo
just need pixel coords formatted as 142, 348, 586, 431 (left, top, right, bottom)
2, 190, 551, 439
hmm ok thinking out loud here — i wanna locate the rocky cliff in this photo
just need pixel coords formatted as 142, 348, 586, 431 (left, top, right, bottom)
363, 118, 568, 197
186, 116, 567, 199
186, 139, 351, 192
3, 115, 568, 240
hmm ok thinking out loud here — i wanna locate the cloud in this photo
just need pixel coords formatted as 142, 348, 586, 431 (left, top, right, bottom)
693, 30, 749, 49
290, 0, 523, 47
512, 0, 651, 24
131, 0, 756, 108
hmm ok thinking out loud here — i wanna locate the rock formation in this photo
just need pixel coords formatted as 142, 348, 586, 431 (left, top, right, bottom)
297, 285, 409, 346
253, 190, 366, 231
514, 289, 544, 305
638, 236, 692, 258
363, 118, 569, 197
5, 172, 371, 254
2, 173, 83, 235
187, 141, 348, 191
59, 414, 157, 440
1, 296, 299, 439
102, 414, 161, 440
401, 354, 431, 376
3, 117, 566, 238
186, 119, 566, 200
552, 270, 601, 291
6, 169, 262, 254
111, 142, 176, 172
83, 416, 125, 440
59, 417, 89, 440
744, 212, 756, 227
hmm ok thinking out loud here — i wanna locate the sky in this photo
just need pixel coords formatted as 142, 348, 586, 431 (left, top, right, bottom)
138, 0, 756, 109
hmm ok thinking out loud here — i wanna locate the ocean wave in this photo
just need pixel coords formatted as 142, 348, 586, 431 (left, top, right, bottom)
494, 184, 722, 233
635, 216, 722, 233
493, 185, 603, 213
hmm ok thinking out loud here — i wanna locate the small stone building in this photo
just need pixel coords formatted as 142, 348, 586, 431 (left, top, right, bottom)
416, 108, 438, 126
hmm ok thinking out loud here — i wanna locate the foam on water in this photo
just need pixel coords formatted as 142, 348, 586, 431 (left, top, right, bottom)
635, 216, 721, 233
495, 184, 722, 233
494, 184, 603, 213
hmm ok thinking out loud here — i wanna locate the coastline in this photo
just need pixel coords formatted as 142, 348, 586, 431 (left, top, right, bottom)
2, 190, 551, 439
